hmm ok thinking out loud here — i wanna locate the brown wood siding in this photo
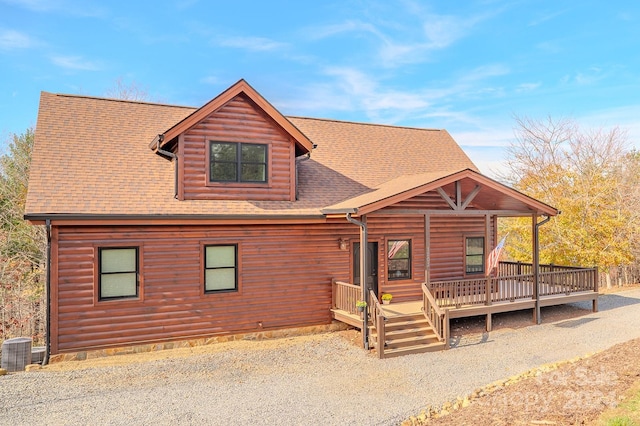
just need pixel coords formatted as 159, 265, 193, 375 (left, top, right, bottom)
385, 191, 452, 210
53, 222, 358, 353
429, 215, 495, 281
367, 214, 426, 302
181, 94, 294, 201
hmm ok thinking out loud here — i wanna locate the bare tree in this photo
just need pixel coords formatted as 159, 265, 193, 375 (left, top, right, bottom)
104, 77, 151, 102
499, 116, 638, 287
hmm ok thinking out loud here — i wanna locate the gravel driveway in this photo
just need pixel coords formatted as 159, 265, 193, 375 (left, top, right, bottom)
2, 289, 640, 426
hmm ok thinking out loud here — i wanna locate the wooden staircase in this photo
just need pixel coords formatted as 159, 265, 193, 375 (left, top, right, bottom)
370, 312, 446, 358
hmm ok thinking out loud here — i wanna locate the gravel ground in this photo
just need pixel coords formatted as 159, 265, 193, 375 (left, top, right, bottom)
1, 289, 640, 426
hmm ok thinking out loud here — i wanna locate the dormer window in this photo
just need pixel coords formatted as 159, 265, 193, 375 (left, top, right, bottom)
210, 141, 267, 183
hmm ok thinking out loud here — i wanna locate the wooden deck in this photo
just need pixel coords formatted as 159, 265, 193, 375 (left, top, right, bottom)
331, 263, 599, 358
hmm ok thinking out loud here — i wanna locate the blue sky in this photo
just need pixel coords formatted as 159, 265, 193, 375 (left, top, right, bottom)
1, 0, 639, 176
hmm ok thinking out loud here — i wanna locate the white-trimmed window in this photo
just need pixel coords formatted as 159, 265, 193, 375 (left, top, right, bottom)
388, 239, 411, 280
204, 244, 238, 292
99, 247, 139, 300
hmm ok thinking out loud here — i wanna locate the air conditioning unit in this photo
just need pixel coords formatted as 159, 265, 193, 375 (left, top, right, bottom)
1, 337, 32, 372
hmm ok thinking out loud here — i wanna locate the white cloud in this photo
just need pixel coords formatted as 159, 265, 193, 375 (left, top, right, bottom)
51, 55, 101, 71
2, 0, 108, 17
218, 36, 287, 52
200, 75, 221, 85
307, 20, 380, 40
515, 82, 541, 93
0, 29, 33, 50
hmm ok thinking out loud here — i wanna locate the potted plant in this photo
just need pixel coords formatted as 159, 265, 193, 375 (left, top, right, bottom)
381, 293, 393, 305
355, 300, 367, 312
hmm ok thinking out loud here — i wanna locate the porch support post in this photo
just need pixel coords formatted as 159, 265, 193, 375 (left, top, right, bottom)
533, 214, 551, 325
424, 214, 430, 285
346, 213, 369, 349
485, 214, 492, 331
532, 214, 540, 324
359, 215, 368, 348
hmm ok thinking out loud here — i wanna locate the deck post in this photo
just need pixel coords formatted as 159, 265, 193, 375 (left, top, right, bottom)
593, 266, 599, 312
532, 214, 539, 324
345, 213, 369, 350
485, 215, 492, 331
533, 214, 552, 324
424, 214, 430, 286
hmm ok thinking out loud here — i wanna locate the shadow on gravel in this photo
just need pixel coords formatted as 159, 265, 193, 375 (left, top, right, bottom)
554, 317, 599, 328
595, 293, 640, 312
449, 332, 492, 349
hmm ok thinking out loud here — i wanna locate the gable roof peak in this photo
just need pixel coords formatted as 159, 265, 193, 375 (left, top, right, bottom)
154, 79, 314, 155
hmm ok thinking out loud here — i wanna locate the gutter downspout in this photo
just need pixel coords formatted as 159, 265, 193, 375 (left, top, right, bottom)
42, 219, 51, 365
155, 134, 179, 199
346, 212, 369, 350
295, 153, 310, 201
534, 214, 552, 325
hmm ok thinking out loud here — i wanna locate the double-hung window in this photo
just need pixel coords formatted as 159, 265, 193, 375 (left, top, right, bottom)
465, 237, 485, 274
210, 142, 267, 183
388, 239, 411, 280
204, 244, 238, 292
99, 247, 139, 300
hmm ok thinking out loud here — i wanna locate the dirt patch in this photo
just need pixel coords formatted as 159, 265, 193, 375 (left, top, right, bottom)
406, 337, 640, 426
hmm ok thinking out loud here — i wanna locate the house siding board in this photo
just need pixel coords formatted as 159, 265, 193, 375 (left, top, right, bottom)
429, 215, 494, 280
182, 95, 293, 201
53, 222, 356, 353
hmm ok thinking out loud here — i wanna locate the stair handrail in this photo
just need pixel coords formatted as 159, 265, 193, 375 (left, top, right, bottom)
421, 283, 450, 349
368, 290, 386, 359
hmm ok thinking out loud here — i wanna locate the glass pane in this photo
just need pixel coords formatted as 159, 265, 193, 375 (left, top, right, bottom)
241, 164, 266, 182
467, 255, 483, 266
211, 162, 237, 181
388, 240, 409, 259
241, 144, 266, 162
205, 268, 236, 291
101, 273, 137, 298
211, 143, 236, 161
466, 237, 484, 255
206, 246, 235, 268
101, 248, 136, 273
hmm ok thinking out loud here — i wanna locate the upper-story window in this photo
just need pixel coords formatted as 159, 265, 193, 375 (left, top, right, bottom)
210, 141, 267, 183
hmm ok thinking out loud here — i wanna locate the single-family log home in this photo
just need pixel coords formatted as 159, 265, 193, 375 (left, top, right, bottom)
25, 79, 598, 360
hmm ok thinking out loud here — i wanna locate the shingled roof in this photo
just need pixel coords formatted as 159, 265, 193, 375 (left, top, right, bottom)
25, 89, 481, 219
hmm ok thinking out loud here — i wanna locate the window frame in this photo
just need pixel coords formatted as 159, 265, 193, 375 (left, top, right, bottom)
464, 235, 485, 276
208, 141, 268, 184
386, 238, 412, 281
97, 246, 141, 302
202, 243, 240, 294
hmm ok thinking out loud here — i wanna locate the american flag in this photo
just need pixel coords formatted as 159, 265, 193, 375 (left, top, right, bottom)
486, 235, 507, 276
388, 240, 408, 259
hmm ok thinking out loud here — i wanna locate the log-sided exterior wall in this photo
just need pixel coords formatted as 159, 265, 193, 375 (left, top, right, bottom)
180, 94, 295, 201
49, 195, 493, 354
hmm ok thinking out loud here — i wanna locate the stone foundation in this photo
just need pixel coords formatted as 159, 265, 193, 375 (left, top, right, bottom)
48, 321, 350, 364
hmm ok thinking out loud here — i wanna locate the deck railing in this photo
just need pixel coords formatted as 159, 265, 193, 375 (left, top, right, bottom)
368, 290, 385, 358
332, 279, 361, 314
421, 283, 450, 349
430, 262, 597, 308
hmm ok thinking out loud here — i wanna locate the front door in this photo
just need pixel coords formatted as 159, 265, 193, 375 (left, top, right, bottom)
353, 242, 378, 296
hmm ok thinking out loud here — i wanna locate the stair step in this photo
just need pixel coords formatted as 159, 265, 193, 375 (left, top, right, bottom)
383, 342, 447, 358
385, 326, 437, 339
385, 321, 429, 333
385, 313, 424, 323
383, 335, 440, 350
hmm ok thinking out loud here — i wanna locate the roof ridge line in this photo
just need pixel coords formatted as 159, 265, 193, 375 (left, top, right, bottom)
287, 115, 443, 132
48, 92, 196, 109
